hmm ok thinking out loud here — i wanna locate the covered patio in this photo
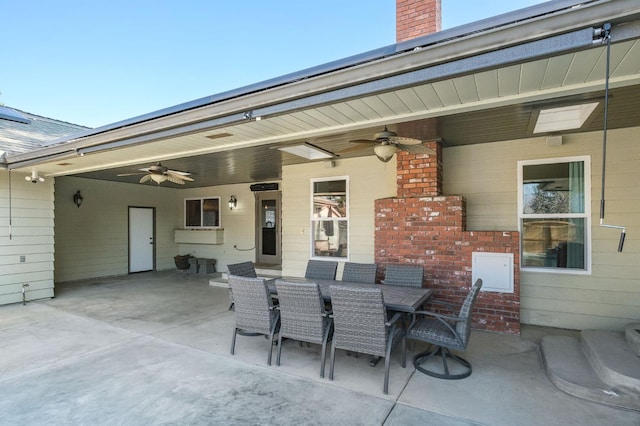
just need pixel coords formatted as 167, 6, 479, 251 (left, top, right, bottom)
0, 271, 636, 425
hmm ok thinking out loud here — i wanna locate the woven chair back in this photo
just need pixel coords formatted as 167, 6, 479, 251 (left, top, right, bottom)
341, 262, 377, 284
456, 279, 483, 348
305, 260, 338, 280
227, 261, 257, 278
228, 275, 275, 335
329, 286, 388, 357
382, 265, 423, 288
276, 280, 327, 344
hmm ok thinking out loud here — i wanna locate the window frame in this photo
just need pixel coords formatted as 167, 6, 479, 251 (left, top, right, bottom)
184, 196, 221, 229
517, 156, 591, 274
310, 176, 349, 261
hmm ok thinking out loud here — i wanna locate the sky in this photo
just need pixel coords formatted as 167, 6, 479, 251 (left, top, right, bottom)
2, 0, 544, 128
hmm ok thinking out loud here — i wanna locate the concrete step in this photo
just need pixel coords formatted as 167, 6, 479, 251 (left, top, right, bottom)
582, 329, 640, 395
540, 335, 640, 411
625, 322, 640, 356
208, 277, 230, 288
210, 265, 282, 289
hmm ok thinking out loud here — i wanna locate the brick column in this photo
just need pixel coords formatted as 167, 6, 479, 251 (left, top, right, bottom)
396, 140, 442, 197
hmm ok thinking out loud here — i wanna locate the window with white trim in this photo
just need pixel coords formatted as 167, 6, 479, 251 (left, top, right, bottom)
518, 157, 590, 272
185, 197, 220, 228
311, 177, 348, 259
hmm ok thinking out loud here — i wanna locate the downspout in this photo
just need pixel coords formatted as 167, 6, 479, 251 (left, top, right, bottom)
8, 169, 12, 240
596, 23, 626, 252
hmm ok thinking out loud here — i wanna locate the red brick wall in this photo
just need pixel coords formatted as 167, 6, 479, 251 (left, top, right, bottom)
380, 0, 520, 334
396, 0, 442, 42
396, 141, 442, 197
375, 143, 521, 334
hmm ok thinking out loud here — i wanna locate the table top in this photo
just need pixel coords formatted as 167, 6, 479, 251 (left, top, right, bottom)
269, 277, 433, 313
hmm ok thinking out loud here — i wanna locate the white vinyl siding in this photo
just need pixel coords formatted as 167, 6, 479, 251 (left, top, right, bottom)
176, 183, 257, 272
445, 127, 640, 330
282, 156, 396, 278
54, 177, 180, 282
0, 172, 55, 304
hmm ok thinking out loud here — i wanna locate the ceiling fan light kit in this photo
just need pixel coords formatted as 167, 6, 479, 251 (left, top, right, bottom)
150, 174, 168, 184
374, 143, 397, 162
117, 162, 193, 185
345, 126, 433, 163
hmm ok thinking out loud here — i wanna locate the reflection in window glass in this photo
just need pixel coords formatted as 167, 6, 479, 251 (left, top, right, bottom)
185, 197, 220, 228
519, 159, 589, 271
521, 218, 585, 269
312, 178, 348, 258
185, 199, 202, 227
203, 199, 219, 227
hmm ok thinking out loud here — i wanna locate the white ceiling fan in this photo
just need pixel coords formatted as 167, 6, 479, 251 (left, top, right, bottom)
117, 162, 194, 185
340, 126, 436, 162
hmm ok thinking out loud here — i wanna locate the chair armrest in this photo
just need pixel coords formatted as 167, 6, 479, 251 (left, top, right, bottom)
425, 299, 456, 313
409, 310, 465, 346
386, 312, 403, 327
413, 310, 464, 322
408, 309, 464, 329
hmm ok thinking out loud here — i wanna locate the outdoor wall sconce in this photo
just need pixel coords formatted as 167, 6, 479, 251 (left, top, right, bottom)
228, 195, 237, 210
73, 190, 84, 208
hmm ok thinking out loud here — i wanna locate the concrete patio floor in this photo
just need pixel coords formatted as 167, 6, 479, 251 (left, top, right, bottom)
0, 271, 637, 425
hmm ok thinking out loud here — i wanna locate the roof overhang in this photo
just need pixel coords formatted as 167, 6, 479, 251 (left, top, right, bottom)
5, 0, 640, 186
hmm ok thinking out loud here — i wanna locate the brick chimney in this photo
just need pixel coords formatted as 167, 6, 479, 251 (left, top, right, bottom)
396, 0, 441, 42
375, 0, 521, 335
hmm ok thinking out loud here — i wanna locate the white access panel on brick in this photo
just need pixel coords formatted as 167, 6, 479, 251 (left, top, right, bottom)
472, 252, 514, 293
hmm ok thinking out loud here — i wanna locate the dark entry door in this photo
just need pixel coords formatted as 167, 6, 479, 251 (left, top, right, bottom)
255, 192, 281, 265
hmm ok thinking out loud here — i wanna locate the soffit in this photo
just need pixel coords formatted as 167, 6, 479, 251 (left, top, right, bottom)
19, 38, 640, 187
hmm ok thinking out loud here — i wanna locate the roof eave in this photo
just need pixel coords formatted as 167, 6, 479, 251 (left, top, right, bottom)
7, 0, 640, 169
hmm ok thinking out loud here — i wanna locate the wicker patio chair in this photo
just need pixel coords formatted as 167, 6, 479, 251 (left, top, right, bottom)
328, 285, 406, 394
382, 264, 424, 288
305, 260, 338, 280
274, 280, 333, 377
226, 262, 258, 310
406, 278, 483, 379
228, 275, 280, 365
227, 261, 258, 278
341, 262, 377, 284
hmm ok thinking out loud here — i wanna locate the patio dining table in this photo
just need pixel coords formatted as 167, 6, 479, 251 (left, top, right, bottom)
269, 277, 433, 313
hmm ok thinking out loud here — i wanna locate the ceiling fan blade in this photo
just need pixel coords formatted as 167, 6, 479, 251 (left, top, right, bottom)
389, 136, 422, 146
166, 168, 191, 176
167, 171, 194, 181
337, 143, 376, 154
165, 174, 186, 184
117, 172, 147, 177
400, 144, 436, 155
139, 174, 152, 183
348, 139, 377, 143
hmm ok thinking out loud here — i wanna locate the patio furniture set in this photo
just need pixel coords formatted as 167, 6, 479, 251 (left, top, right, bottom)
227, 260, 483, 394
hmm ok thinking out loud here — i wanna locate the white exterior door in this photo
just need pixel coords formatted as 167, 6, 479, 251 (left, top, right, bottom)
129, 207, 154, 273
